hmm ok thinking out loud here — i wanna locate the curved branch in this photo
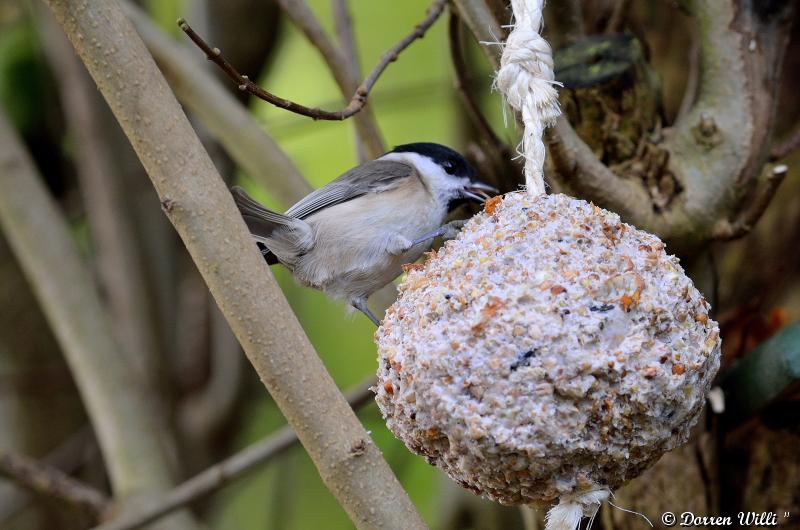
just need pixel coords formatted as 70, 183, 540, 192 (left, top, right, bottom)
546, 117, 656, 223
451, 0, 505, 69
124, 3, 313, 207
272, 0, 384, 157
178, 0, 447, 123
448, 10, 510, 158
41, 1, 425, 528
712, 163, 788, 240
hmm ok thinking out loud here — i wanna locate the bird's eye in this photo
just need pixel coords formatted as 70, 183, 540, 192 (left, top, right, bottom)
443, 161, 457, 175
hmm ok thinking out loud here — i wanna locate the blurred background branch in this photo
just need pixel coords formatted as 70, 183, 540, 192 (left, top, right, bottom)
0, 105, 198, 530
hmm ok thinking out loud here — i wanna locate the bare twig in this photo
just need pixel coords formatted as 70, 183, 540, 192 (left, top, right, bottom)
271, 0, 384, 157
0, 106, 198, 530
331, 0, 361, 87
94, 377, 376, 530
331, 0, 368, 162
0, 427, 96, 524
178, 0, 447, 122
43, 1, 424, 527
770, 127, 800, 161
712, 164, 789, 240
0, 451, 110, 519
448, 10, 509, 158
124, 2, 313, 206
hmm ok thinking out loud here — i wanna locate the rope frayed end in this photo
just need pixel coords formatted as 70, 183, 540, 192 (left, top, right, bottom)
544, 488, 611, 530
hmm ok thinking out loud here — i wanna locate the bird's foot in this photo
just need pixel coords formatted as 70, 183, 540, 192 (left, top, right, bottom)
351, 297, 381, 327
410, 219, 467, 248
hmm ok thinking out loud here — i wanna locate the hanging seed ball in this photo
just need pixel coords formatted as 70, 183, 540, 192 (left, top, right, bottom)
375, 192, 721, 506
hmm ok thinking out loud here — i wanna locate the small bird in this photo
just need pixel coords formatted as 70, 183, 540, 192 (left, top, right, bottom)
231, 142, 497, 325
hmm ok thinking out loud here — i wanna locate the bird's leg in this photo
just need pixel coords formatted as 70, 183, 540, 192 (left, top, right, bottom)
351, 297, 381, 326
410, 219, 467, 247
387, 234, 414, 256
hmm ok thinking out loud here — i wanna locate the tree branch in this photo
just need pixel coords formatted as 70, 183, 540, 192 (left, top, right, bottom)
448, 10, 509, 160
36, 4, 168, 402
271, 0, 384, 157
712, 164, 789, 240
455, 0, 795, 252
0, 451, 110, 519
94, 377, 376, 530
331, 0, 368, 162
178, 0, 447, 123
545, 117, 657, 222
331, 0, 361, 94
41, 1, 425, 528
123, 2, 313, 207
451, 0, 505, 68
0, 106, 198, 530
0, 427, 96, 524
770, 125, 800, 161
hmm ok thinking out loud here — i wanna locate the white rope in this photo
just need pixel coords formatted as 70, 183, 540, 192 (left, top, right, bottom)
496, 0, 561, 196
544, 488, 611, 530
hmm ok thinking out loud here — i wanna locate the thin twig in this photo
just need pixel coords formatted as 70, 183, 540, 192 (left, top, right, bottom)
123, 2, 313, 207
331, 0, 368, 162
271, 0, 384, 157
448, 10, 509, 157
331, 0, 360, 84
0, 427, 96, 524
0, 451, 110, 519
770, 126, 800, 161
93, 377, 376, 530
713, 164, 789, 240
178, 0, 447, 121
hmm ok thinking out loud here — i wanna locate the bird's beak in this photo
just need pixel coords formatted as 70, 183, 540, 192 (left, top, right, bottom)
462, 181, 499, 203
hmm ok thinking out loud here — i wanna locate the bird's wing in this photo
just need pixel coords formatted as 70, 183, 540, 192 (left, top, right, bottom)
285, 160, 415, 220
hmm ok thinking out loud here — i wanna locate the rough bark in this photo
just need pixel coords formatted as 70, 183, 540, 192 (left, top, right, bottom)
453, 0, 796, 254
40, 1, 425, 528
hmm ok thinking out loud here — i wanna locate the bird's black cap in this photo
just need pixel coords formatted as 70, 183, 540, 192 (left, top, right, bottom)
390, 142, 477, 181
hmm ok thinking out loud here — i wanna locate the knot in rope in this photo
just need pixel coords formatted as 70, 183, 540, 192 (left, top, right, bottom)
496, 0, 560, 195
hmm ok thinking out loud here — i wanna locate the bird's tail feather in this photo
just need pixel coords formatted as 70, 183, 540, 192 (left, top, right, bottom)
230, 186, 313, 267
231, 186, 294, 238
